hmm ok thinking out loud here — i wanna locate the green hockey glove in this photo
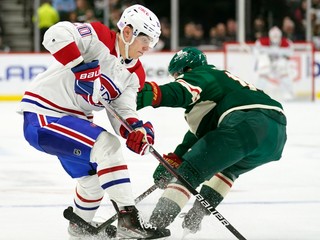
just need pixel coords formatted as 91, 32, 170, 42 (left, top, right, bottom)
137, 82, 162, 110
153, 153, 182, 189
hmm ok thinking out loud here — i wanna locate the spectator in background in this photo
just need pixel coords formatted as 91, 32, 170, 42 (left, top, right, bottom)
311, 3, 320, 50
0, 16, 4, 37
180, 21, 206, 47
109, 4, 122, 31
282, 16, 297, 41
312, 23, 320, 49
292, 0, 307, 40
0, 15, 10, 52
34, 0, 60, 52
226, 18, 237, 42
75, 0, 91, 22
52, 0, 76, 21
85, 8, 98, 22
154, 17, 171, 51
208, 26, 217, 48
209, 22, 227, 49
92, 0, 105, 21
194, 23, 206, 46
69, 11, 78, 22
251, 16, 267, 41
0, 37, 10, 53
180, 21, 197, 47
313, 22, 320, 49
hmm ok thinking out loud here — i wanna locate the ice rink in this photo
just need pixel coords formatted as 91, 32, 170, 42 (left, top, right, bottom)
1, 100, 320, 240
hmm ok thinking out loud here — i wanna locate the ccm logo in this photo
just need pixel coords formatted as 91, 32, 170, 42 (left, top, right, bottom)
79, 70, 100, 79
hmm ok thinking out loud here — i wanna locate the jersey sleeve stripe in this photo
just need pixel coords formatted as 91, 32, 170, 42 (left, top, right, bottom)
53, 41, 82, 66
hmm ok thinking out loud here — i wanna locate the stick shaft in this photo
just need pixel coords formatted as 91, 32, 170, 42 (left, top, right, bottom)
100, 98, 246, 240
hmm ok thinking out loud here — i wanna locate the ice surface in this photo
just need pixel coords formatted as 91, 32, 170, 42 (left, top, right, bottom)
0, 101, 319, 240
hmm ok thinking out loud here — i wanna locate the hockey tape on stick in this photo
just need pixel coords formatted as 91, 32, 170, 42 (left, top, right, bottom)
99, 96, 247, 240
63, 184, 158, 235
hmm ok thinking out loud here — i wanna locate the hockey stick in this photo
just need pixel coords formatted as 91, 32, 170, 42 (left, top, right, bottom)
100, 98, 247, 240
63, 183, 158, 235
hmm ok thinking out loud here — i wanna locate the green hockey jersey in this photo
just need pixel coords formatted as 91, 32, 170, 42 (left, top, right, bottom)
158, 65, 286, 139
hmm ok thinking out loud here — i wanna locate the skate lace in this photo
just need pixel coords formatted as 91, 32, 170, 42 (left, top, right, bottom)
138, 213, 157, 230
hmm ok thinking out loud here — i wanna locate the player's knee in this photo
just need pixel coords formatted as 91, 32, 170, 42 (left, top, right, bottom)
177, 161, 205, 188
90, 131, 123, 164
77, 175, 104, 197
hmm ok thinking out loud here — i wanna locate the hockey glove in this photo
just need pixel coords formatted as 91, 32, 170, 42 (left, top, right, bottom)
72, 60, 102, 104
153, 153, 182, 189
137, 82, 162, 110
126, 120, 155, 155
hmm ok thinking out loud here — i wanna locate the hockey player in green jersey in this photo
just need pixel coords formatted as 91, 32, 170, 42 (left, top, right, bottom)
136, 47, 287, 235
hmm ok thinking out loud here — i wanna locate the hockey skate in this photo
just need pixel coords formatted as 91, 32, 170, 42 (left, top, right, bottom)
68, 220, 117, 240
181, 208, 204, 234
149, 197, 181, 229
181, 200, 210, 235
115, 203, 170, 239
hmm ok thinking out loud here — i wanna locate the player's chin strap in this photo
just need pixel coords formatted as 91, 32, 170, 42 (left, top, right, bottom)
119, 30, 135, 59
98, 96, 247, 240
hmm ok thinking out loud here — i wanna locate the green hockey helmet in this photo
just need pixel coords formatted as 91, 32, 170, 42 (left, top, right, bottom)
168, 47, 208, 76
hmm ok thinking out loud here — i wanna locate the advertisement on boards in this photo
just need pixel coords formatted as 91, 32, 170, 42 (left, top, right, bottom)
0, 52, 318, 100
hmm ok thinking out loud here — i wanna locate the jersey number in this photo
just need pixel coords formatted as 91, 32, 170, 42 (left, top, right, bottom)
74, 23, 92, 37
225, 71, 257, 91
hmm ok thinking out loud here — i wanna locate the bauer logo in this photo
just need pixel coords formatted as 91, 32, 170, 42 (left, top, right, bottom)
195, 193, 230, 226
79, 70, 100, 79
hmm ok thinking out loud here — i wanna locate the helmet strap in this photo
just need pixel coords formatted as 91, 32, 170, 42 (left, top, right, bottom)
120, 29, 135, 59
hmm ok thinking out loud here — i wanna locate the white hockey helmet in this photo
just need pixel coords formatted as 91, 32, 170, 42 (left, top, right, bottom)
117, 4, 161, 48
269, 26, 282, 45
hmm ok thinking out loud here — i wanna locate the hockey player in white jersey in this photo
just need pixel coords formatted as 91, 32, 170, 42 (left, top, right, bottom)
254, 26, 294, 100
18, 4, 170, 239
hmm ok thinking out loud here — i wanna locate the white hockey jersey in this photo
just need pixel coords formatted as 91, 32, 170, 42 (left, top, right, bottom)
19, 21, 146, 136
254, 37, 294, 60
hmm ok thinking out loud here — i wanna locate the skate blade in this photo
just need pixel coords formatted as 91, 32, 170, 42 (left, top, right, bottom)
117, 229, 170, 240
69, 234, 117, 240
118, 233, 169, 240
119, 238, 168, 240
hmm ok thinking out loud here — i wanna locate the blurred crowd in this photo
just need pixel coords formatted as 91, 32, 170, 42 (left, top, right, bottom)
3, 0, 320, 52
0, 15, 10, 52
177, 0, 320, 50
